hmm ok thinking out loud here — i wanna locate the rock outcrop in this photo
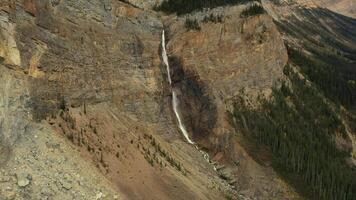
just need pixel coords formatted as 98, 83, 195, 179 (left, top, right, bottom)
122, 0, 164, 10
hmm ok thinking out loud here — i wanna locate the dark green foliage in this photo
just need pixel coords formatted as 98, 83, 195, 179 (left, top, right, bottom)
83, 100, 87, 114
118, 0, 139, 8
144, 154, 154, 166
240, 4, 265, 17
225, 195, 234, 200
203, 14, 224, 23
59, 97, 66, 110
230, 65, 355, 200
156, 0, 252, 15
185, 18, 201, 31
142, 133, 187, 175
287, 46, 356, 108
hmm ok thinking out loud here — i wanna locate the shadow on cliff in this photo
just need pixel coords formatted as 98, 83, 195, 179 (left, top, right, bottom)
169, 55, 217, 147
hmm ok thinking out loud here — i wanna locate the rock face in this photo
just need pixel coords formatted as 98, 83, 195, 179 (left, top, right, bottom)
167, 6, 287, 142
123, 0, 164, 10
0, 0, 236, 199
0, 8, 30, 160
3, 0, 345, 199
13, 0, 163, 122
164, 5, 298, 199
0, 65, 30, 165
0, 14, 21, 66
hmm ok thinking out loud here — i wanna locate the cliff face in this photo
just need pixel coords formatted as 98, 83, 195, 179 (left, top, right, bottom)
164, 4, 300, 199
0, 0, 296, 199
1, 0, 354, 200
0, 1, 234, 199
0, 2, 126, 199
0, 3, 30, 166
167, 7, 287, 142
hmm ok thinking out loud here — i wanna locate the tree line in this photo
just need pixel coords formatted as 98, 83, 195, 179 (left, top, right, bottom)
240, 4, 265, 17
155, 0, 252, 15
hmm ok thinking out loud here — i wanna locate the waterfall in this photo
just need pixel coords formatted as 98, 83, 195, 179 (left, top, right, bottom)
161, 30, 194, 144
161, 30, 216, 170
172, 91, 195, 144
161, 30, 172, 85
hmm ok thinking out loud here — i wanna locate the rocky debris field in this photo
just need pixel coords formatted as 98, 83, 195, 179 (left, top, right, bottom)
0, 123, 121, 200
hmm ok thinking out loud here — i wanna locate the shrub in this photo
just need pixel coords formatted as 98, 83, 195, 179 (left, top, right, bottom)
185, 18, 201, 31
203, 13, 224, 23
240, 4, 265, 17
156, 0, 252, 15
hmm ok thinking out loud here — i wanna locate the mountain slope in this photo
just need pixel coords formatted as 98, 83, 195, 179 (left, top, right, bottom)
0, 0, 235, 199
231, 1, 356, 199
312, 0, 356, 18
0, 0, 355, 200
163, 4, 301, 199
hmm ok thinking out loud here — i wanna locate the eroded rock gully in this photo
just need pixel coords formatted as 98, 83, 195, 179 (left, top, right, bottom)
0, 0, 301, 199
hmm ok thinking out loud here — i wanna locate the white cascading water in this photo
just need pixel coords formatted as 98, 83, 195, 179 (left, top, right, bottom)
172, 92, 195, 144
161, 30, 194, 144
161, 30, 172, 85
161, 31, 215, 169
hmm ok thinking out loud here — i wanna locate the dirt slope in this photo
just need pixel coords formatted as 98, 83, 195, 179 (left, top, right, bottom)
313, 0, 356, 18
